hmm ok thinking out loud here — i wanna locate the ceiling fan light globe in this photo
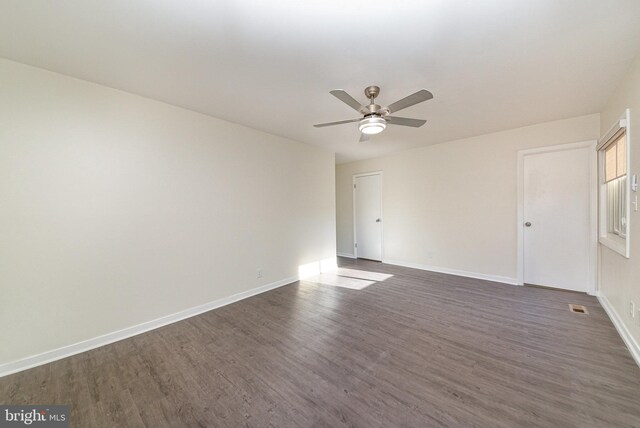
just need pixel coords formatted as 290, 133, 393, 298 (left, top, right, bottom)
361, 125, 385, 135
359, 117, 386, 135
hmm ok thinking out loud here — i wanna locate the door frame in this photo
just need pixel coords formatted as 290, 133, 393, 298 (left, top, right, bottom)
516, 140, 598, 294
353, 171, 383, 260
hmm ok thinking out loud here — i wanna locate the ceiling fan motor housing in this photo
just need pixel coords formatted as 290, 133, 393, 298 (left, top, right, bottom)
361, 103, 383, 115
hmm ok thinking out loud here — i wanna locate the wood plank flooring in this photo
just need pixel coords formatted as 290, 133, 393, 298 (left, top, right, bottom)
1, 257, 640, 427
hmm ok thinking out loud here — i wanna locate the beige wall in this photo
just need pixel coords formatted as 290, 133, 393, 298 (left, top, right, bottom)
336, 114, 600, 282
598, 57, 640, 357
0, 58, 336, 366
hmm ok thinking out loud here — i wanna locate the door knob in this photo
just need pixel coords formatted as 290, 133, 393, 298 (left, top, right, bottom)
525, 222, 532, 227
376, 218, 381, 223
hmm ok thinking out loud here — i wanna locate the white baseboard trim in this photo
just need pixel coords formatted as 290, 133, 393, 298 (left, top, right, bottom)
597, 293, 640, 368
0, 275, 298, 378
337, 252, 356, 259
382, 259, 520, 286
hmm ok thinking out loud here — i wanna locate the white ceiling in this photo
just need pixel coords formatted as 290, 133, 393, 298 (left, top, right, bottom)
1, 1, 640, 163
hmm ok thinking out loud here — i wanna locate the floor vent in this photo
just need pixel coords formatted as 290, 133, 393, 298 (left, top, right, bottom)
569, 304, 588, 314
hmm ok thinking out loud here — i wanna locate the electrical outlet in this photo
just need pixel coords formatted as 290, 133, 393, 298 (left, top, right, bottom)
257, 269, 263, 279
629, 301, 635, 318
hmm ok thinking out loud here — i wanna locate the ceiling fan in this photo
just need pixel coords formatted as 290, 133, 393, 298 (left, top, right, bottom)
314, 86, 433, 142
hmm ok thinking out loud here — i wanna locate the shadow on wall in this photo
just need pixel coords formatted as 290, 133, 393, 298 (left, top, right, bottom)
298, 262, 394, 290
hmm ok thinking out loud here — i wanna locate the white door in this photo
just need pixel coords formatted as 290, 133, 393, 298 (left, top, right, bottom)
354, 173, 382, 261
523, 147, 591, 292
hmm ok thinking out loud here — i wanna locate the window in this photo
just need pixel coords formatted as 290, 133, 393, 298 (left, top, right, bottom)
605, 134, 627, 237
598, 109, 630, 257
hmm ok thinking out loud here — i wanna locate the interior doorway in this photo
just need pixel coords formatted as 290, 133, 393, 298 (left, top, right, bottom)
353, 172, 383, 261
517, 141, 597, 293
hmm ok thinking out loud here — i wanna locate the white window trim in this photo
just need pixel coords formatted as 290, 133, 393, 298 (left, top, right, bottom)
598, 109, 631, 258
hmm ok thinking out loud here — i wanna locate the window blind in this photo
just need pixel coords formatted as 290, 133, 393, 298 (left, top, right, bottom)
604, 133, 626, 183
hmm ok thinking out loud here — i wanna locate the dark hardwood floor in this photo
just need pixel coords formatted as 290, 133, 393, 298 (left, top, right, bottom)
1, 257, 640, 427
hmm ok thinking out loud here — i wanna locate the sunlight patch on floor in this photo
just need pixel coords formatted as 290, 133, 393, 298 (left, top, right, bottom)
303, 273, 375, 290
332, 267, 393, 282
302, 267, 393, 290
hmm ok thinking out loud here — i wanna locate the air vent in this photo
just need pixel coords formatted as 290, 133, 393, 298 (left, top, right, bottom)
569, 304, 588, 314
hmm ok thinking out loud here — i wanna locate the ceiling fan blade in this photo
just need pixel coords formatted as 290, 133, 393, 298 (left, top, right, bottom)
386, 89, 433, 114
313, 118, 361, 128
385, 116, 427, 127
330, 89, 363, 112
359, 133, 370, 143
